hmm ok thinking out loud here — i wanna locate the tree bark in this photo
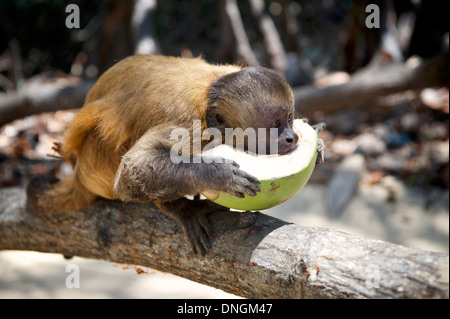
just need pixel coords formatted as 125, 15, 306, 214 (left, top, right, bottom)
1, 187, 448, 299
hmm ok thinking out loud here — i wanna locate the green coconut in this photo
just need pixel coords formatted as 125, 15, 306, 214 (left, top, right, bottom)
202, 119, 318, 211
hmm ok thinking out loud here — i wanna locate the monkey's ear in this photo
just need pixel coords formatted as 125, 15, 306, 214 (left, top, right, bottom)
207, 70, 242, 128
206, 106, 225, 128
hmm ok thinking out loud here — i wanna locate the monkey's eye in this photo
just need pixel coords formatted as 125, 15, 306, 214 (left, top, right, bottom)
273, 120, 281, 128
288, 114, 293, 123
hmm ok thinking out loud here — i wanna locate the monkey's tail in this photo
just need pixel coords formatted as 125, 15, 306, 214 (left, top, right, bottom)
63, 102, 103, 155
26, 172, 96, 214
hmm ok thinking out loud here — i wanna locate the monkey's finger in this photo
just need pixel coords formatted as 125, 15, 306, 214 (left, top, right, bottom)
233, 179, 260, 197
230, 160, 240, 168
186, 213, 212, 256
233, 169, 260, 185
236, 179, 260, 195
237, 174, 261, 192
197, 219, 213, 250
188, 236, 198, 255
242, 187, 259, 197
196, 239, 208, 257
198, 234, 210, 256
187, 232, 207, 256
317, 138, 325, 152
312, 122, 326, 134
192, 223, 210, 256
233, 192, 245, 198
316, 138, 325, 165
182, 222, 201, 255
199, 218, 214, 240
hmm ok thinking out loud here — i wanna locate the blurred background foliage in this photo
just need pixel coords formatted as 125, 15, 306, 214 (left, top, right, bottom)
1, 0, 446, 80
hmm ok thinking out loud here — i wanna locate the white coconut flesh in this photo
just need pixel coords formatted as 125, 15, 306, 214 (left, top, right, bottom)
201, 119, 318, 181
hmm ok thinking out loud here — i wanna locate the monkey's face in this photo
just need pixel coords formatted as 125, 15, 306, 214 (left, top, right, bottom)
207, 66, 298, 155
256, 105, 298, 155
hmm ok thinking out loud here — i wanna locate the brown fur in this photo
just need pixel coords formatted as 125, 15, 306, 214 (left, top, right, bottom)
60, 55, 241, 202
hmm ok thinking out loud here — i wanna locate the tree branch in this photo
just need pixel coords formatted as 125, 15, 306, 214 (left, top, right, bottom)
1, 187, 448, 298
2, 52, 446, 127
295, 51, 449, 116
0, 79, 94, 127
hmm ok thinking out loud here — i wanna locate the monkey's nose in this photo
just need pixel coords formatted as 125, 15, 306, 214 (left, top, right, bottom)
285, 131, 298, 145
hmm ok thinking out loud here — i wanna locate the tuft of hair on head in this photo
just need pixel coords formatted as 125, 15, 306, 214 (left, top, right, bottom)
207, 67, 293, 130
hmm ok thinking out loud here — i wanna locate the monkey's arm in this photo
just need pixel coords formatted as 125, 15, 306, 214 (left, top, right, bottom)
113, 125, 260, 254
113, 125, 260, 202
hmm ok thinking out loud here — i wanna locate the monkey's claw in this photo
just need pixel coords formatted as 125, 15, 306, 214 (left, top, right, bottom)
225, 161, 261, 198
181, 210, 212, 256
316, 138, 325, 165
181, 199, 229, 255
312, 122, 326, 134
311, 122, 326, 165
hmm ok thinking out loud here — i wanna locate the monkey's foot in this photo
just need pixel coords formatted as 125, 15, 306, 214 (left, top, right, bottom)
156, 199, 228, 256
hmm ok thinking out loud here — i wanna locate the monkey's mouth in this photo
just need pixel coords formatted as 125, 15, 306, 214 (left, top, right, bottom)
202, 119, 317, 179
266, 123, 302, 156
277, 144, 299, 156
201, 119, 319, 211
244, 137, 300, 156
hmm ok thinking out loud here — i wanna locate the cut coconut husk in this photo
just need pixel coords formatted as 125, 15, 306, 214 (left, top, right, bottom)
202, 119, 318, 211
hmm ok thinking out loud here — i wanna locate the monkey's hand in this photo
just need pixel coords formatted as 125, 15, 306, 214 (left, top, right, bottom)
312, 122, 326, 165
316, 138, 325, 165
203, 158, 261, 199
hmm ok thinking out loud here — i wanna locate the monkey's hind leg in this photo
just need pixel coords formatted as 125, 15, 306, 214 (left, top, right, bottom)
155, 198, 229, 256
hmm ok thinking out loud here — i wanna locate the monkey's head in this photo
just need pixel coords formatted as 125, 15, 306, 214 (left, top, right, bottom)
207, 67, 297, 155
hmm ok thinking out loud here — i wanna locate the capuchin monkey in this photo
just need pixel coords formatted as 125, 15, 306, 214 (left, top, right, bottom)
26, 55, 324, 255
